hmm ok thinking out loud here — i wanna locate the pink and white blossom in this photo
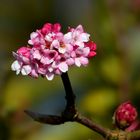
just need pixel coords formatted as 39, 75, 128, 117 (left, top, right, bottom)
11, 23, 97, 80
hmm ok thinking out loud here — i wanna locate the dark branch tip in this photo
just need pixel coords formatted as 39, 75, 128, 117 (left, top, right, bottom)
24, 110, 36, 120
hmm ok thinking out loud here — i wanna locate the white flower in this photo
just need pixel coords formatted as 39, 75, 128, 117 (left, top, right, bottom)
11, 60, 21, 75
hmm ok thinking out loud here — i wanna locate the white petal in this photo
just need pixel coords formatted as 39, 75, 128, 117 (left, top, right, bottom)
51, 40, 60, 49
79, 33, 90, 42
59, 62, 68, 72
16, 70, 20, 75
52, 61, 57, 68
64, 32, 72, 43
11, 60, 21, 71
46, 73, 54, 80
75, 58, 81, 67
45, 33, 53, 42
28, 40, 33, 45
58, 47, 66, 54
28, 32, 38, 45
21, 65, 32, 75
75, 41, 84, 48
30, 32, 38, 39
33, 50, 41, 60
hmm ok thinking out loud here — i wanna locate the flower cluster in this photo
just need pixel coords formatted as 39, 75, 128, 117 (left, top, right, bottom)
114, 101, 138, 130
11, 23, 96, 80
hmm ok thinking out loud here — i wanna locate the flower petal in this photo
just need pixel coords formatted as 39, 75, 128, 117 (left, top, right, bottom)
11, 60, 21, 71
32, 49, 41, 60
80, 57, 89, 66
64, 32, 72, 43
51, 40, 60, 49
30, 69, 39, 78
46, 73, 54, 80
83, 47, 90, 56
79, 33, 90, 42
58, 62, 68, 72
75, 58, 81, 67
21, 65, 32, 75
58, 47, 66, 54
66, 58, 75, 66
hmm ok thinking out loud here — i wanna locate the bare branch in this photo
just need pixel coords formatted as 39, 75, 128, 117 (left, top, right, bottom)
127, 130, 140, 140
74, 113, 110, 138
25, 110, 64, 125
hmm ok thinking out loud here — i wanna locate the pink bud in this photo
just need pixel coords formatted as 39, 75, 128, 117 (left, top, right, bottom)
53, 23, 61, 33
41, 23, 52, 35
114, 101, 138, 130
85, 41, 96, 51
41, 23, 61, 35
17, 47, 31, 58
85, 41, 97, 58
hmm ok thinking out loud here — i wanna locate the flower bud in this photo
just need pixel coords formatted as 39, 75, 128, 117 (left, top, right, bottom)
114, 101, 138, 130
17, 47, 31, 58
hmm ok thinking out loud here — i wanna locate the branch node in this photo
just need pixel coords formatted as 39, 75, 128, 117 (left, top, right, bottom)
106, 130, 127, 140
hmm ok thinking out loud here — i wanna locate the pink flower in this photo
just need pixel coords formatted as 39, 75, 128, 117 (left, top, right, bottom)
28, 31, 45, 48
11, 47, 38, 77
11, 23, 97, 80
40, 49, 58, 65
13, 47, 31, 64
11, 60, 32, 76
114, 101, 138, 130
17, 47, 31, 58
64, 25, 90, 48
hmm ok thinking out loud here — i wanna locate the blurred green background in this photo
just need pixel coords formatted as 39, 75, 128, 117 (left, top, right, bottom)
0, 0, 140, 140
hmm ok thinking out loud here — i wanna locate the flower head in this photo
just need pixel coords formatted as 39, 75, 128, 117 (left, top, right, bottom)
11, 23, 96, 80
114, 101, 138, 130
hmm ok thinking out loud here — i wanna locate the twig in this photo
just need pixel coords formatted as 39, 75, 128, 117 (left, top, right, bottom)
74, 113, 110, 138
61, 72, 76, 108
25, 72, 140, 140
127, 130, 140, 140
25, 72, 110, 138
61, 72, 76, 121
